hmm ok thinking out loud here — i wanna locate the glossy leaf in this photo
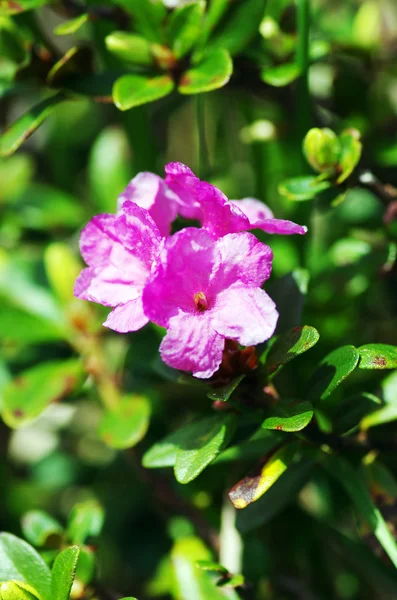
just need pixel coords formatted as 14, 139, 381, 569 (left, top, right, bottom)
0, 581, 41, 599
207, 375, 245, 402
0, 533, 52, 600
54, 14, 89, 36
0, 94, 64, 157
113, 73, 174, 110
265, 325, 320, 375
105, 31, 152, 65
67, 501, 104, 545
278, 175, 331, 201
51, 546, 80, 600
261, 63, 301, 87
21, 510, 63, 548
261, 400, 314, 432
2, 360, 83, 428
229, 443, 299, 509
166, 1, 205, 59
336, 129, 362, 184
178, 48, 232, 95
323, 454, 397, 568
358, 344, 397, 370
308, 345, 360, 401
174, 414, 237, 484
98, 395, 151, 449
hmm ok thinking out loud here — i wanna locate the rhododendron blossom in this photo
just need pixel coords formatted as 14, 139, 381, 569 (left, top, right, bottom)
142, 229, 278, 378
74, 201, 161, 333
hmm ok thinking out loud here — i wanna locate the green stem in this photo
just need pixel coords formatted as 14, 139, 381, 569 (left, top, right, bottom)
296, 0, 311, 139
196, 94, 210, 178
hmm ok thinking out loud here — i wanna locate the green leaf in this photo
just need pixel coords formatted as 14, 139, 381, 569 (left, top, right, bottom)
0, 533, 52, 600
229, 443, 300, 509
303, 127, 341, 173
0, 16, 28, 64
0, 0, 48, 15
74, 546, 95, 586
323, 453, 397, 569
174, 414, 236, 484
67, 501, 104, 545
47, 47, 92, 87
113, 74, 174, 110
358, 344, 397, 370
105, 31, 152, 65
214, 428, 282, 464
54, 14, 89, 36
278, 175, 331, 201
116, 0, 166, 42
196, 561, 228, 574
142, 425, 193, 469
21, 511, 63, 548
2, 360, 83, 428
265, 325, 320, 375
88, 126, 131, 212
98, 394, 151, 449
308, 345, 360, 401
361, 404, 397, 430
261, 400, 314, 432
207, 375, 245, 402
200, 0, 228, 48
166, 1, 205, 59
0, 94, 65, 157
236, 455, 316, 532
336, 129, 362, 184
51, 546, 80, 600
0, 581, 41, 600
178, 48, 232, 95
261, 63, 301, 87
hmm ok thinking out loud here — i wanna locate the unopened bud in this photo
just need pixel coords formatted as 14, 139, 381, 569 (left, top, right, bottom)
303, 128, 341, 174
0, 581, 41, 600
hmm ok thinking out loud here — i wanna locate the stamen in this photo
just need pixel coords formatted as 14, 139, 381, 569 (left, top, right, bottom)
193, 291, 208, 312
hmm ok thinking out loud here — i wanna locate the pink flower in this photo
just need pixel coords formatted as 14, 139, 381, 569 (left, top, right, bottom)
142, 228, 278, 378
118, 172, 179, 237
74, 201, 161, 333
165, 162, 307, 237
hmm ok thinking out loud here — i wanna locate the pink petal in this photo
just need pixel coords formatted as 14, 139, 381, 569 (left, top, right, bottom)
159, 312, 224, 378
231, 198, 274, 222
197, 182, 250, 238
214, 232, 273, 289
164, 162, 203, 220
254, 219, 308, 235
143, 228, 221, 327
79, 214, 119, 267
74, 266, 140, 307
118, 172, 179, 236
212, 284, 278, 346
115, 200, 161, 268
103, 296, 149, 333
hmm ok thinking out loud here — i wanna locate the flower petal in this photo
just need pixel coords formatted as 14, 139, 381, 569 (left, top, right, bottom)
143, 227, 220, 327
214, 232, 273, 289
74, 266, 140, 307
164, 162, 203, 220
79, 214, 119, 267
197, 181, 250, 238
103, 296, 149, 333
118, 172, 179, 236
160, 312, 224, 378
213, 284, 278, 346
254, 219, 308, 235
115, 200, 162, 269
231, 198, 274, 221
231, 198, 307, 235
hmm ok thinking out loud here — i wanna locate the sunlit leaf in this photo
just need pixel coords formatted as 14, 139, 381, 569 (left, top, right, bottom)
358, 344, 397, 370
278, 175, 331, 201
261, 63, 301, 87
178, 48, 232, 94
67, 501, 104, 545
113, 73, 174, 110
51, 546, 80, 600
261, 400, 314, 432
54, 14, 89, 36
116, 0, 167, 43
105, 31, 152, 65
336, 129, 362, 184
98, 395, 151, 449
264, 325, 320, 375
21, 510, 63, 548
166, 1, 205, 59
207, 375, 245, 402
308, 345, 360, 401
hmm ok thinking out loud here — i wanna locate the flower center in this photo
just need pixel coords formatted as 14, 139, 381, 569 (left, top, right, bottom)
193, 291, 208, 312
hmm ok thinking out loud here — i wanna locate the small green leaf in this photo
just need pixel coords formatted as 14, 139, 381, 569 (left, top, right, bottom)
358, 344, 397, 370
278, 175, 331, 201
0, 94, 64, 157
113, 73, 174, 110
229, 443, 299, 509
308, 345, 360, 401
323, 454, 397, 569
67, 501, 104, 546
178, 48, 232, 95
207, 375, 245, 402
196, 561, 228, 574
98, 395, 151, 449
51, 546, 80, 600
142, 425, 192, 469
303, 127, 341, 173
261, 400, 314, 432
261, 63, 301, 87
0, 533, 52, 600
74, 547, 95, 586
105, 31, 152, 65
21, 511, 63, 548
2, 360, 83, 428
174, 414, 236, 484
166, 1, 205, 59
218, 574, 245, 588
0, 0, 48, 15
336, 129, 362, 184
265, 325, 320, 375
54, 14, 89, 36
117, 0, 166, 43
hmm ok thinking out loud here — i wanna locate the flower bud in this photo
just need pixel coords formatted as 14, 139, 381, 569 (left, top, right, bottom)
303, 128, 341, 174
0, 581, 41, 600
